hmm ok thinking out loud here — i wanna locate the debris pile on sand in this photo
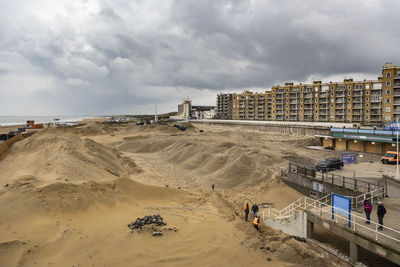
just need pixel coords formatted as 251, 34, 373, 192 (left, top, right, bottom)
127, 215, 179, 235
128, 214, 166, 231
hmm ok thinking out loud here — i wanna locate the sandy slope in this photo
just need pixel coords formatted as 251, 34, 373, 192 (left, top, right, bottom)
0, 122, 344, 266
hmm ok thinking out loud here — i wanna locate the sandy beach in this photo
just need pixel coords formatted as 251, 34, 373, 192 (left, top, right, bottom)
0, 121, 351, 266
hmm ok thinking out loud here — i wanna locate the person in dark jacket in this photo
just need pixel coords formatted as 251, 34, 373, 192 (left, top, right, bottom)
362, 199, 372, 224
243, 203, 249, 221
251, 204, 259, 219
377, 201, 386, 230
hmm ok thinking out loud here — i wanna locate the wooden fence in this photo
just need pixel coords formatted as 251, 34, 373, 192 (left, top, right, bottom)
0, 133, 23, 160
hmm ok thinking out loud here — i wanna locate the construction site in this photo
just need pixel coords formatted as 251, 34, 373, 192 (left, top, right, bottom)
0, 119, 399, 266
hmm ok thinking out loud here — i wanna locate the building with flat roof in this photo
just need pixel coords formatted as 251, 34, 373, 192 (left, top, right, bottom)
217, 63, 400, 125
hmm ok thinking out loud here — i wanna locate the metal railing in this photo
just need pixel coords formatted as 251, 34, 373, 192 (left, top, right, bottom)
261, 195, 400, 246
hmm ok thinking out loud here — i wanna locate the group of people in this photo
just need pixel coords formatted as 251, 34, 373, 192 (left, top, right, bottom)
243, 203, 260, 231
362, 199, 387, 230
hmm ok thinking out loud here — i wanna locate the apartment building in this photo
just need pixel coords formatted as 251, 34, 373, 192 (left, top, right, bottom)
216, 93, 233, 119
218, 63, 400, 124
231, 91, 272, 120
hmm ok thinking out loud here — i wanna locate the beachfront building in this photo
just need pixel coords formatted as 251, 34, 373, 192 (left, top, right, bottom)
170, 99, 192, 120
216, 93, 233, 119
191, 106, 216, 119
217, 63, 400, 125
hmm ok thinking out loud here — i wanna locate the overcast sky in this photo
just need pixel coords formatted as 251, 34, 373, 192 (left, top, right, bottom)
0, 0, 399, 116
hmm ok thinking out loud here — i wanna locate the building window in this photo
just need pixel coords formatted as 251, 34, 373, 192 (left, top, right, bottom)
366, 116, 369, 120
286, 116, 288, 119
387, 72, 391, 78
286, 111, 288, 114
330, 115, 334, 119
315, 110, 318, 114
272, 111, 275, 114
366, 91, 369, 95
386, 90, 391, 95
300, 93, 303, 98
331, 87, 334, 90
348, 86, 351, 90
366, 110, 369, 114
348, 98, 351, 102
386, 98, 391, 104
348, 92, 351, 96
300, 99, 303, 103
365, 84, 370, 89
300, 88, 303, 92
386, 81, 391, 86
331, 104, 333, 108
386, 115, 391, 121
315, 116, 318, 119
348, 110, 351, 114
315, 87, 318, 92
286, 100, 289, 103
300, 105, 303, 108
315, 99, 318, 103
286, 105, 288, 108
300, 116, 303, 119
286, 89, 289, 92
366, 98, 369, 101
386, 107, 391, 112
347, 104, 351, 108
366, 103, 369, 107
331, 110, 333, 114
331, 92, 334, 96
315, 104, 318, 108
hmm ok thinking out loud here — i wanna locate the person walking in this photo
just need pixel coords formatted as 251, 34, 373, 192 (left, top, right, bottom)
212, 184, 215, 190
243, 203, 249, 221
377, 201, 386, 230
252, 204, 259, 219
253, 216, 260, 231
362, 199, 372, 224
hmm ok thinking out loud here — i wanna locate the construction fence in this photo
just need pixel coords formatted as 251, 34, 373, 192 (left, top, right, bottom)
0, 133, 24, 160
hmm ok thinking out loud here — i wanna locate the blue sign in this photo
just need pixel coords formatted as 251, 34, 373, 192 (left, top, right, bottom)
332, 193, 351, 227
342, 152, 356, 164
383, 121, 400, 131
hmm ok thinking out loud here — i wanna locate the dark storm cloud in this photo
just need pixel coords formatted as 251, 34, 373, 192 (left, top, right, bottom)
0, 0, 399, 115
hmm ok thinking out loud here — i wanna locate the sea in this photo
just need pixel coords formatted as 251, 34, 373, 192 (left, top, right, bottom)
0, 116, 95, 126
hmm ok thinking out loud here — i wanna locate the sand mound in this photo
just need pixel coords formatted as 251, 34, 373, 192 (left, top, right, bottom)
0, 129, 139, 186
0, 177, 185, 213
74, 122, 106, 135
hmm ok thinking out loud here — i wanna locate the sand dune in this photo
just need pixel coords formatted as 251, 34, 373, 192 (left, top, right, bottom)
0, 122, 343, 266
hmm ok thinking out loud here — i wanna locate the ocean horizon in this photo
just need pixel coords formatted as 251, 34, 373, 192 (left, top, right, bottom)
0, 116, 97, 126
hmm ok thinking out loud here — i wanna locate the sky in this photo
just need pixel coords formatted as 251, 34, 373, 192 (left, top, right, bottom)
0, 0, 399, 116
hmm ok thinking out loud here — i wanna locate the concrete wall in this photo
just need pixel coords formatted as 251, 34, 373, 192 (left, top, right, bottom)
365, 142, 381, 153
191, 121, 331, 137
322, 138, 333, 147
264, 211, 307, 238
336, 139, 347, 150
348, 140, 363, 152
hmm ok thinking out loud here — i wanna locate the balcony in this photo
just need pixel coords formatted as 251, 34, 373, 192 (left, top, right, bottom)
353, 91, 363, 96
319, 111, 329, 115
336, 93, 345, 97
304, 100, 313, 104
395, 82, 400, 88
336, 110, 345, 115
353, 104, 363, 109
335, 99, 345, 103
319, 99, 328, 104
335, 105, 345, 109
371, 96, 382, 102
304, 111, 313, 115
353, 97, 363, 103
352, 116, 363, 122
394, 89, 400, 96
371, 110, 382, 115
336, 87, 345, 92
304, 106, 313, 110
290, 100, 298, 104
371, 103, 382, 109
304, 94, 313, 98
335, 116, 345, 121
370, 116, 382, 122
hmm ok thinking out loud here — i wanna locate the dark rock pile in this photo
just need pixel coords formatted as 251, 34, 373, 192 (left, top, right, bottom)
128, 214, 166, 230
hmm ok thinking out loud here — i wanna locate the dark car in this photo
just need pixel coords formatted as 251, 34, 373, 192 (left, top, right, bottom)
316, 158, 343, 172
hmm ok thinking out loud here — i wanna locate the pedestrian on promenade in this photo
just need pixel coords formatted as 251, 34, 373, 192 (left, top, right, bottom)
362, 199, 372, 224
212, 184, 215, 190
377, 201, 386, 230
253, 216, 260, 231
243, 203, 249, 221
252, 204, 259, 219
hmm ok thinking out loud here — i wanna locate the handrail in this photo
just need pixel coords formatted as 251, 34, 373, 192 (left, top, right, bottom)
261, 195, 400, 246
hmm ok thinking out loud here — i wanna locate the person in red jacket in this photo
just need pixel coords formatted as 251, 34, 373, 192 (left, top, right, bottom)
362, 199, 372, 224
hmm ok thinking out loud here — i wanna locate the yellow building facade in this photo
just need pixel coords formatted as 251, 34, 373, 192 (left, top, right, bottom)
227, 63, 400, 124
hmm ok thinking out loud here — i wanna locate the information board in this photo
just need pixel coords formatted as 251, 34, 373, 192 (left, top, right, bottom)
342, 152, 356, 164
332, 193, 351, 227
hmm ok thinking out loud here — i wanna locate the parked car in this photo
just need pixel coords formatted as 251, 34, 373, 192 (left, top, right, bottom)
316, 158, 343, 172
381, 151, 400, 164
